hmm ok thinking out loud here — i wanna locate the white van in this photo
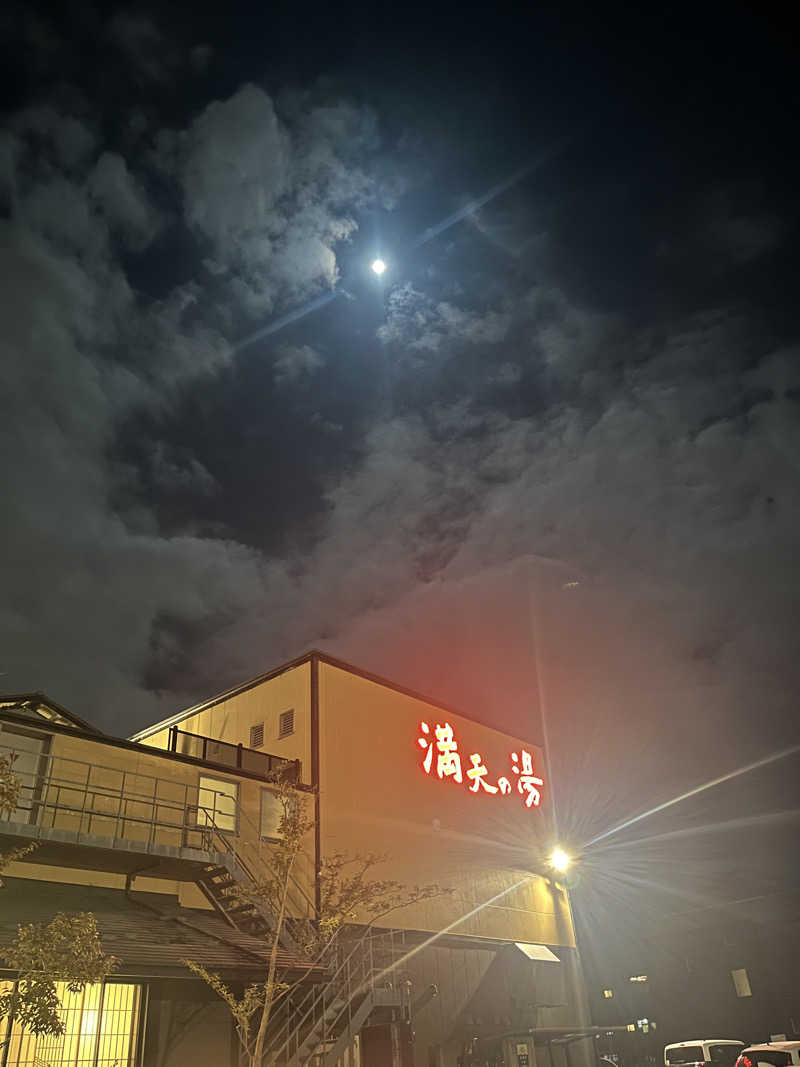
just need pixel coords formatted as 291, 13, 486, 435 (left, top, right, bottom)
736, 1043, 800, 1067
665, 1041, 746, 1067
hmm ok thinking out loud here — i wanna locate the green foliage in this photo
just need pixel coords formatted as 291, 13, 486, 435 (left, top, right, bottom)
234, 775, 315, 919
314, 851, 445, 953
0, 752, 22, 819
0, 913, 117, 1040
184, 960, 287, 1062
0, 841, 39, 888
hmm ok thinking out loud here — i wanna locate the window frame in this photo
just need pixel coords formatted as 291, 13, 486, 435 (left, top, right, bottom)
259, 786, 283, 842
0, 723, 51, 824
196, 773, 240, 835
0, 977, 145, 1066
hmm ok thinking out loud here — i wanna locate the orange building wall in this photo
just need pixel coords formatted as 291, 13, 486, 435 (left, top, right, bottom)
317, 661, 575, 948
137, 662, 312, 785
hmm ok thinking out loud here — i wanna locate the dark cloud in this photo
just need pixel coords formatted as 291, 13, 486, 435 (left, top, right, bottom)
1, 0, 798, 908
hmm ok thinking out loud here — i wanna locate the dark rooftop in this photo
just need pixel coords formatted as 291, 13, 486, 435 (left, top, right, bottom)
0, 878, 322, 979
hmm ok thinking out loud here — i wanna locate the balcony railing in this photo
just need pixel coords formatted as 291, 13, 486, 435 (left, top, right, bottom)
0, 740, 316, 922
168, 726, 298, 780
1, 740, 237, 853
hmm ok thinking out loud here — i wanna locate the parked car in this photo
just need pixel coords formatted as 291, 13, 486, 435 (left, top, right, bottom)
736, 1044, 800, 1067
665, 1041, 745, 1067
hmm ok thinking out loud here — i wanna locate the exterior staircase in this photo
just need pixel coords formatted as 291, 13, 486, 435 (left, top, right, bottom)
260, 928, 410, 1067
195, 861, 273, 937
190, 804, 411, 1067
189, 799, 315, 954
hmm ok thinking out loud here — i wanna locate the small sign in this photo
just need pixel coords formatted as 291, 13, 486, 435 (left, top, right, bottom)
517, 1043, 529, 1067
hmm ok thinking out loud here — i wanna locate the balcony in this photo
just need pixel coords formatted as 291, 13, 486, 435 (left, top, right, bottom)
0, 739, 239, 879
167, 726, 297, 780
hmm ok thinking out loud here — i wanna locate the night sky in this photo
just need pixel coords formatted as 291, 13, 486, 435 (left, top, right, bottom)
2, 1, 799, 931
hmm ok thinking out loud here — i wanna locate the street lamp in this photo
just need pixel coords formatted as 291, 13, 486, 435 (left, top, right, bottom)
549, 847, 571, 874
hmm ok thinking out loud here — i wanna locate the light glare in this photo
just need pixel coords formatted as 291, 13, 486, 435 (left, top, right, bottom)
371, 258, 387, 275
549, 847, 571, 873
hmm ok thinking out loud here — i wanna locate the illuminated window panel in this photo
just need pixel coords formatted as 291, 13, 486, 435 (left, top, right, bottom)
0, 980, 141, 1066
197, 775, 238, 833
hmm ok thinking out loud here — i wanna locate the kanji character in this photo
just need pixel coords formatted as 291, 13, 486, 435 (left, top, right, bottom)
417, 721, 434, 774
497, 776, 512, 795
466, 753, 498, 793
511, 749, 544, 808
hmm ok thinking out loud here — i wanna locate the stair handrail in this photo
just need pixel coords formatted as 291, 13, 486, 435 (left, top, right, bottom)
260, 927, 408, 1067
192, 786, 317, 925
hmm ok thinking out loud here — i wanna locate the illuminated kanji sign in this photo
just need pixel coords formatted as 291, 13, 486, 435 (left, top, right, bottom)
417, 721, 544, 809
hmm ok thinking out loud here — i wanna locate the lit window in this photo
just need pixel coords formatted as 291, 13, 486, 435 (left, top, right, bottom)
250, 722, 264, 748
0, 980, 142, 1065
731, 968, 752, 998
603, 988, 614, 999
260, 788, 282, 840
279, 709, 294, 739
197, 775, 238, 832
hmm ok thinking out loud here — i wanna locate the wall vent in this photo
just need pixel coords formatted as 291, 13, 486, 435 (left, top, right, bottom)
250, 722, 264, 749
278, 709, 294, 739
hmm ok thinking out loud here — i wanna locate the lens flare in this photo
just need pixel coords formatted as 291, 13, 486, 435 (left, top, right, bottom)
549, 847, 571, 873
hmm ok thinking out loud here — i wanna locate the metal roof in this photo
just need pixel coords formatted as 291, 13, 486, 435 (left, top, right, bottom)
0, 694, 101, 734
0, 878, 322, 978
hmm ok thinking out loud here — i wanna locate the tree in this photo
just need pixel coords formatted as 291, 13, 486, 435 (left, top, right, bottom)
0, 751, 22, 819
0, 841, 39, 889
0, 751, 39, 886
1, 757, 117, 1050
0, 912, 118, 1048
187, 773, 446, 1067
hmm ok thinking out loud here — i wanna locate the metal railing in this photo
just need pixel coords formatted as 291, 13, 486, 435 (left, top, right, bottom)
0, 740, 316, 923
168, 726, 298, 780
262, 927, 411, 1067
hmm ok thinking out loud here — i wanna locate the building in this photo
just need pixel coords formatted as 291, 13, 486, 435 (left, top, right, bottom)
1, 651, 600, 1067
580, 889, 800, 1047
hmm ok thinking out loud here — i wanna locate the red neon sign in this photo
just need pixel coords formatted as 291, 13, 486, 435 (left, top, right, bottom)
417, 721, 544, 809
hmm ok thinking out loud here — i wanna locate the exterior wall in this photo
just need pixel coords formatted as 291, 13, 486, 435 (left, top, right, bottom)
401, 943, 591, 1067
143, 979, 236, 1067
403, 943, 496, 1067
1, 723, 314, 914
137, 661, 312, 785
43, 730, 267, 854
317, 662, 575, 947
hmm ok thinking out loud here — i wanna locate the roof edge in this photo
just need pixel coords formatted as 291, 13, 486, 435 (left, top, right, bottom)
129, 651, 317, 740
315, 651, 543, 745
130, 649, 542, 748
0, 692, 102, 735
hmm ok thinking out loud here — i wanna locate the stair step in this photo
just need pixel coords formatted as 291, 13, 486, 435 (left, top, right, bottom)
202, 865, 230, 878
202, 876, 236, 889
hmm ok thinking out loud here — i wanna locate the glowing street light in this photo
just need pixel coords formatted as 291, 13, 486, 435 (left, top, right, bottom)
549, 847, 571, 874
371, 258, 387, 276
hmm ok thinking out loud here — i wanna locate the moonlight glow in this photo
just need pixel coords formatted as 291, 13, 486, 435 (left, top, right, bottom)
371, 258, 387, 275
